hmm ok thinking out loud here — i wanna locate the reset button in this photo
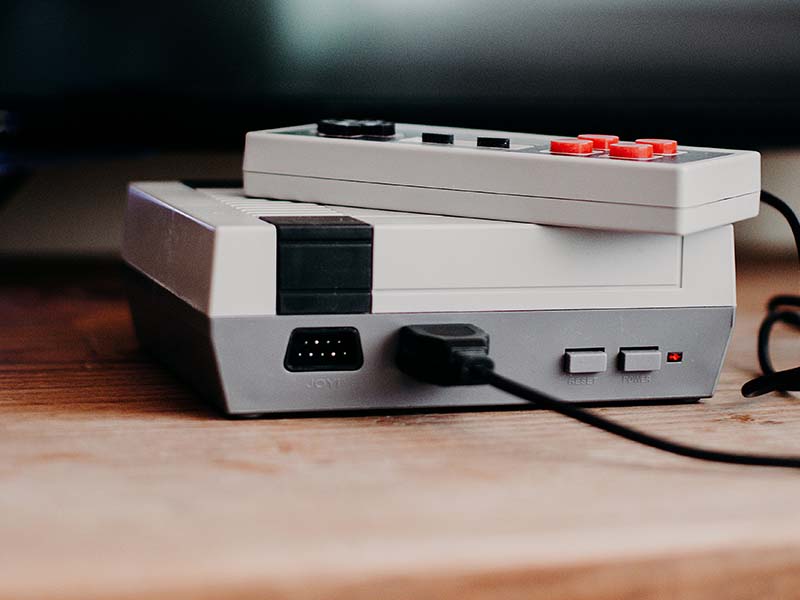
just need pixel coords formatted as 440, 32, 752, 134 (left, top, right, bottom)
564, 350, 608, 374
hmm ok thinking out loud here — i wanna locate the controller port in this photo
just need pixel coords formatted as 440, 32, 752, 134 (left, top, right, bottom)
284, 327, 364, 372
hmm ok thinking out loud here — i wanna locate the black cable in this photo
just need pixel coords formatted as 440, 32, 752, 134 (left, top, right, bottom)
756, 308, 800, 376
476, 190, 800, 467
398, 191, 800, 470
474, 365, 800, 469
742, 365, 800, 397
478, 190, 800, 466
768, 295, 800, 312
761, 191, 800, 267
741, 191, 800, 396
396, 324, 800, 469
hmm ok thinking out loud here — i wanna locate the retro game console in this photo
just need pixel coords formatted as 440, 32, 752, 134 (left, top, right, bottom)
243, 121, 760, 235
123, 181, 736, 415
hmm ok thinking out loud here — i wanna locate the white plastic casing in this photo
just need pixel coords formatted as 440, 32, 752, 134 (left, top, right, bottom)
243, 123, 760, 235
123, 182, 735, 317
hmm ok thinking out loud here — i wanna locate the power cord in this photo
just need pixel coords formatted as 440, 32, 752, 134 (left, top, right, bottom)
395, 192, 800, 469
396, 323, 800, 469
741, 191, 800, 397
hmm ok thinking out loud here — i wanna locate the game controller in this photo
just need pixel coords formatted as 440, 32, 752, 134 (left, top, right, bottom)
243, 120, 760, 235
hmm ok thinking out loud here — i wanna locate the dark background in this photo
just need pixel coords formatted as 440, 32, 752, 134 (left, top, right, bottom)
1, 0, 799, 256
3, 0, 800, 150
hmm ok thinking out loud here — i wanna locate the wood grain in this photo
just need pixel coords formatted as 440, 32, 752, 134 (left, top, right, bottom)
1, 259, 799, 600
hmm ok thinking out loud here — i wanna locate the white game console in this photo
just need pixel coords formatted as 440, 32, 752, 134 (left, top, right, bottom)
123, 181, 736, 415
243, 121, 760, 235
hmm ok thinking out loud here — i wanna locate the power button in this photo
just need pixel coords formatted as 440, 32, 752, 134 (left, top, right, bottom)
619, 348, 662, 372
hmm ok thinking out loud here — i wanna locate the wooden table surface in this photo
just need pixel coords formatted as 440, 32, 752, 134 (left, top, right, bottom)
2, 259, 800, 600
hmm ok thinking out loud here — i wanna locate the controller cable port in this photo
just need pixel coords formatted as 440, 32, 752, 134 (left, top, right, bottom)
284, 327, 364, 372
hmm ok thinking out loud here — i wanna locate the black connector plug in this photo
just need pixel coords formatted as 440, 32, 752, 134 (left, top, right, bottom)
395, 323, 494, 385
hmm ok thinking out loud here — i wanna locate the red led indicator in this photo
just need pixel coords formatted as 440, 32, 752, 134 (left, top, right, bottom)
667, 352, 683, 363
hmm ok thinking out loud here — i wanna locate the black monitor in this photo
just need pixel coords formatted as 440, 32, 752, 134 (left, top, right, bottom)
2, 1, 800, 150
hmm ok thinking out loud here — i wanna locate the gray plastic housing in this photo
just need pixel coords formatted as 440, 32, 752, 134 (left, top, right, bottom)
127, 268, 734, 415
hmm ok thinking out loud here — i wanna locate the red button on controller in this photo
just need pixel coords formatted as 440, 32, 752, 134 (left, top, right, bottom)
550, 138, 594, 155
577, 134, 619, 150
608, 142, 654, 160
636, 138, 679, 155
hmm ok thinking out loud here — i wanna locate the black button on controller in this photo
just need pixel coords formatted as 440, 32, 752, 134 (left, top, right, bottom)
421, 132, 455, 145
316, 119, 364, 137
360, 120, 396, 137
316, 119, 396, 138
477, 136, 510, 149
